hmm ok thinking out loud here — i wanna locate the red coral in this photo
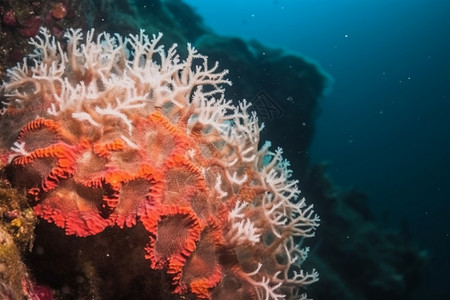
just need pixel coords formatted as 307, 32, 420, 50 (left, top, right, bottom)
9, 113, 231, 297
51, 3, 67, 20
18, 16, 42, 37
2, 9, 17, 26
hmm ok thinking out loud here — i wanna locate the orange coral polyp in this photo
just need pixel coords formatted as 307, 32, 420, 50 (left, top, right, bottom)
189, 266, 223, 299
92, 138, 126, 157
1, 28, 320, 299
17, 118, 62, 151
143, 206, 203, 273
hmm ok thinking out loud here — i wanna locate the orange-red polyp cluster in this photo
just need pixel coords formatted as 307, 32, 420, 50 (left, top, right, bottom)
0, 28, 320, 299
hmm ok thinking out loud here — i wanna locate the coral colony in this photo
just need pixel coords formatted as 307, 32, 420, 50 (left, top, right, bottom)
0, 28, 320, 299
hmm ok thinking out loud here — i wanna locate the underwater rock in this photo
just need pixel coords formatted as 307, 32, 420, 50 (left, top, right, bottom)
0, 0, 88, 80
0, 176, 37, 299
303, 163, 428, 299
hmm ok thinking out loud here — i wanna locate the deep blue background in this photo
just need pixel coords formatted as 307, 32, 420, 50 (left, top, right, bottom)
185, 0, 450, 297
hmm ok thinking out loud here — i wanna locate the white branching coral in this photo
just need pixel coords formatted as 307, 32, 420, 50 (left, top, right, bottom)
2, 27, 230, 136
227, 201, 261, 245
0, 27, 320, 300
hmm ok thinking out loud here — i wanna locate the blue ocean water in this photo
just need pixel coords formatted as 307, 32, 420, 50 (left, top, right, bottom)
185, 0, 450, 297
